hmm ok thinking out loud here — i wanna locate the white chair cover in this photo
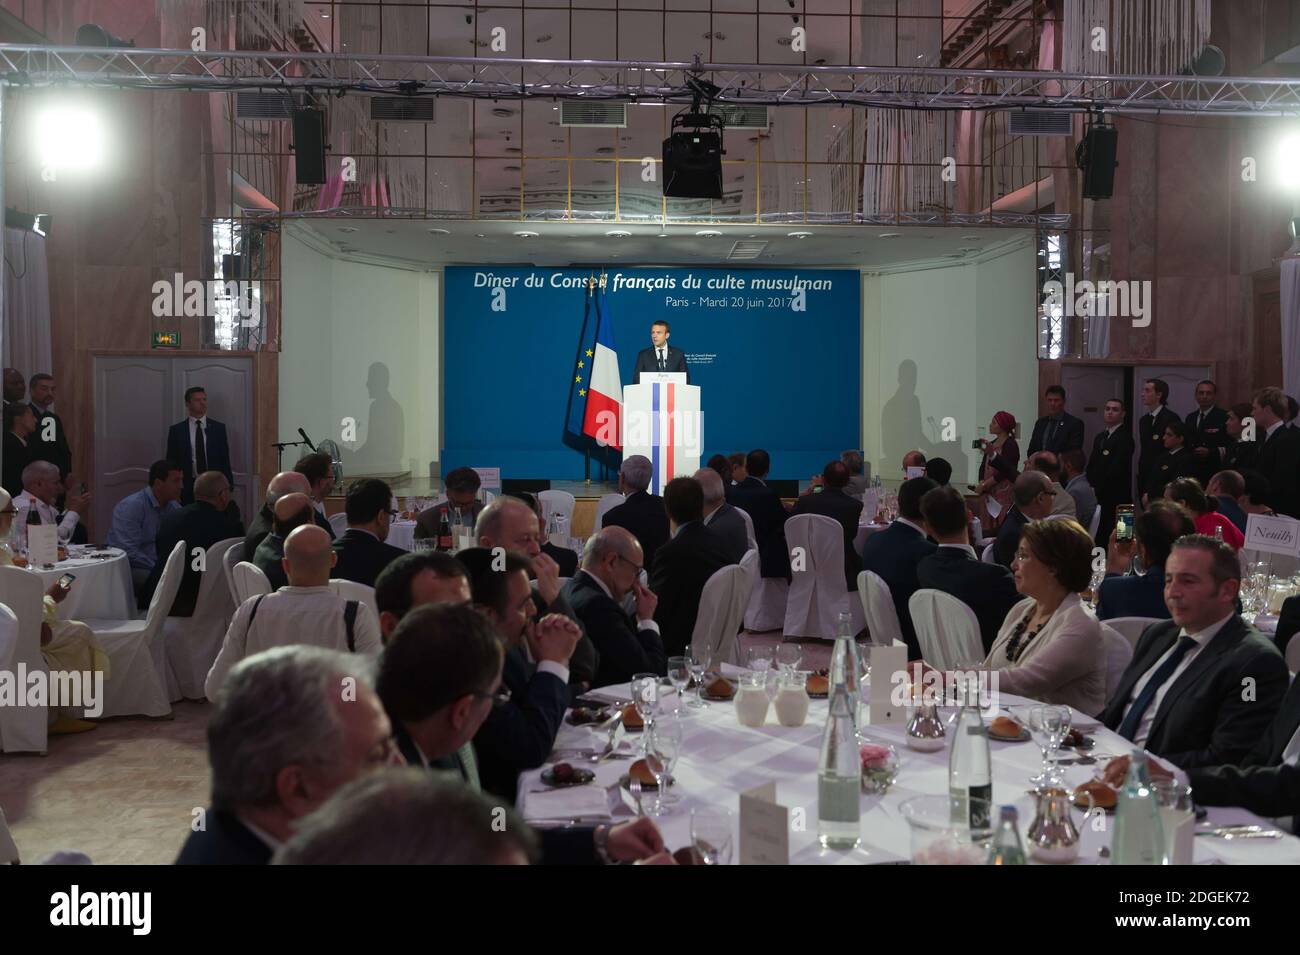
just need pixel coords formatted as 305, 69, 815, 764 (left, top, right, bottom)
222, 540, 244, 606
1088, 504, 1102, 538
783, 513, 850, 639
1286, 632, 1300, 674
1105, 615, 1162, 649
594, 493, 626, 528
690, 564, 755, 667
232, 561, 273, 603
908, 589, 983, 670
328, 578, 381, 633
980, 541, 996, 563
1100, 622, 1134, 700
859, 570, 904, 647
163, 537, 241, 702
538, 489, 577, 527
737, 507, 757, 550
0, 578, 46, 753
328, 512, 350, 537
0, 803, 19, 864
80, 540, 184, 719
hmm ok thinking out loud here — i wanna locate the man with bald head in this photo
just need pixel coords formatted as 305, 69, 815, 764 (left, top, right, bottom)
600, 454, 669, 570
992, 470, 1057, 568
205, 524, 382, 699
244, 470, 333, 559
695, 467, 748, 563
252, 491, 314, 591
144, 469, 244, 613
563, 526, 665, 686
1028, 450, 1075, 518
792, 459, 865, 589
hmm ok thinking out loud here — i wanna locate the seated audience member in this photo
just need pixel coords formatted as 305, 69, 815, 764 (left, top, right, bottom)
177, 646, 396, 864
144, 470, 243, 613
373, 550, 471, 638
694, 467, 748, 563
371, 605, 668, 864
414, 466, 486, 540
705, 454, 732, 489
1095, 500, 1194, 622
1239, 469, 1275, 517
648, 476, 737, 657
252, 492, 315, 591
841, 449, 869, 499
205, 525, 382, 700
331, 478, 406, 587
1165, 477, 1245, 551
515, 491, 578, 577
3, 400, 36, 495
924, 457, 952, 487
1027, 451, 1075, 518
901, 449, 927, 477
916, 486, 1020, 654
476, 495, 596, 687
792, 459, 864, 590
601, 454, 670, 570
457, 547, 580, 800
992, 471, 1056, 568
1223, 403, 1258, 472
982, 519, 1106, 716
727, 452, 748, 487
728, 449, 791, 579
1144, 421, 1196, 505
1059, 448, 1097, 527
1205, 470, 1248, 534
244, 470, 316, 558
107, 459, 183, 598
294, 451, 337, 539
15, 460, 89, 544
860, 476, 938, 659
1099, 535, 1288, 769
563, 527, 666, 686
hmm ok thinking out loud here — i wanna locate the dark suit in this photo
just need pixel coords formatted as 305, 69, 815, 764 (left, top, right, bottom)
633, 344, 689, 383
166, 417, 234, 504
1144, 447, 1196, 501
1184, 406, 1229, 484
992, 505, 1029, 568
1225, 438, 1258, 473
1187, 676, 1300, 823
600, 490, 669, 572
531, 587, 598, 689
860, 520, 936, 660
542, 540, 578, 578
1026, 411, 1084, 456
474, 644, 570, 802
647, 522, 737, 657
175, 809, 273, 865
1087, 425, 1135, 544
1136, 406, 1181, 506
728, 477, 790, 579
244, 504, 332, 558
1272, 595, 1300, 656
703, 502, 749, 564
28, 404, 71, 478
2, 432, 29, 496
252, 534, 287, 591
1100, 615, 1288, 769
915, 547, 1022, 654
143, 500, 244, 614
330, 528, 406, 588
1095, 566, 1169, 622
563, 571, 666, 686
1215, 495, 1247, 534
792, 487, 864, 589
1255, 423, 1300, 518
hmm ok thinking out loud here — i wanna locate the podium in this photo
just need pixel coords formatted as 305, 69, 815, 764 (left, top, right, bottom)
622, 372, 702, 495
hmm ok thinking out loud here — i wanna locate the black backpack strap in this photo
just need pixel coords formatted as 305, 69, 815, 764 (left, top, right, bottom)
246, 594, 268, 631
343, 600, 358, 652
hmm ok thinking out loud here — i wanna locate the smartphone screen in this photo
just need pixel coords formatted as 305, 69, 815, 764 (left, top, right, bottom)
1115, 506, 1135, 541
57, 573, 76, 589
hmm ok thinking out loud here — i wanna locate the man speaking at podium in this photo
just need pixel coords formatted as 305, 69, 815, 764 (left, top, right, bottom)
634, 321, 689, 384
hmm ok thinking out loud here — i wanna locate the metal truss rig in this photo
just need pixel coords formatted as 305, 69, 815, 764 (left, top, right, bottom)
2, 44, 1300, 116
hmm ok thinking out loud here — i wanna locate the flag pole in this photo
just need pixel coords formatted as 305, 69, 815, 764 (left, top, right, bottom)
584, 273, 595, 485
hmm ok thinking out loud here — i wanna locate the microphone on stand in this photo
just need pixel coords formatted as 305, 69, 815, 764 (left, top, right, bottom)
298, 428, 317, 452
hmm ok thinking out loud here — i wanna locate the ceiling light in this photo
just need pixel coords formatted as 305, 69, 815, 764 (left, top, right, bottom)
491, 107, 515, 118
535, 34, 552, 43
475, 233, 486, 238
787, 231, 813, 238
427, 228, 451, 235
338, 227, 357, 233
877, 232, 901, 238
657, 233, 670, 238
606, 230, 631, 238
696, 230, 722, 237
514, 230, 539, 238
961, 234, 981, 240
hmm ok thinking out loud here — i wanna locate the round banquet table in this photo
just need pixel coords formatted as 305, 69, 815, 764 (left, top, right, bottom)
387, 520, 418, 552
27, 547, 136, 621
518, 681, 1300, 865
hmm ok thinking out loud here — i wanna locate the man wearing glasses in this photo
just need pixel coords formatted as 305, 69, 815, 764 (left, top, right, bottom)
992, 471, 1057, 568
331, 477, 407, 588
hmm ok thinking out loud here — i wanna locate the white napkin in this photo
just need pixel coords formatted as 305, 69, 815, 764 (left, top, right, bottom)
523, 785, 613, 823
584, 684, 631, 705
986, 498, 1003, 519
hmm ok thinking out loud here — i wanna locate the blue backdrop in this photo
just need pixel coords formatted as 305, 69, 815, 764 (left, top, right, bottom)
442, 266, 861, 480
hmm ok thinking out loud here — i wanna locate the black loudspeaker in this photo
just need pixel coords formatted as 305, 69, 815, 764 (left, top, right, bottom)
662, 130, 723, 199
291, 108, 327, 185
1076, 125, 1118, 200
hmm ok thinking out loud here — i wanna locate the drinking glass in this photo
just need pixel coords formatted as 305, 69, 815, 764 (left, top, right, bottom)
644, 717, 683, 815
631, 673, 659, 753
775, 643, 802, 674
666, 656, 691, 715
1044, 705, 1072, 785
1018, 704, 1065, 788
746, 645, 773, 674
687, 653, 708, 709
690, 807, 734, 865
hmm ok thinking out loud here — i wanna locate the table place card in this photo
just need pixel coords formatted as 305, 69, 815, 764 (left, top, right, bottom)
27, 524, 58, 567
867, 644, 908, 725
740, 782, 790, 865
471, 467, 502, 493
1244, 513, 1300, 558
1162, 809, 1196, 865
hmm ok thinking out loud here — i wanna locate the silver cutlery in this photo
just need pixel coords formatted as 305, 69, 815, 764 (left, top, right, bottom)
1195, 825, 1284, 839
629, 778, 644, 816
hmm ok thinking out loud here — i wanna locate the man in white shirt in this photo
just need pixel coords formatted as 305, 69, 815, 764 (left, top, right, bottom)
205, 523, 382, 700
15, 460, 89, 544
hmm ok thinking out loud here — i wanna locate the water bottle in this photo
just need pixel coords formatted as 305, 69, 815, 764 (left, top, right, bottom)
1111, 751, 1167, 865
829, 611, 861, 730
988, 805, 1026, 865
817, 661, 861, 849
949, 682, 993, 835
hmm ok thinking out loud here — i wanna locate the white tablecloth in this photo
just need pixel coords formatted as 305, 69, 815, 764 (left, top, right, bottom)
518, 685, 1300, 865
30, 547, 135, 621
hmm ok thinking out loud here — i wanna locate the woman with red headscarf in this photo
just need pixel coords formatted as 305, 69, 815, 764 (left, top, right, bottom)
974, 411, 1021, 529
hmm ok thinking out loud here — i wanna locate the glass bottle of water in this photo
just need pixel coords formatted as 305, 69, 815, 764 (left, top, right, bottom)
829, 611, 861, 730
817, 666, 861, 850
1111, 751, 1167, 865
987, 806, 1026, 865
949, 682, 993, 836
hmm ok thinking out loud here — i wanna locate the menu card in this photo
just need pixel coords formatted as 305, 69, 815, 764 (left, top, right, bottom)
867, 644, 908, 726
27, 524, 58, 567
739, 782, 790, 865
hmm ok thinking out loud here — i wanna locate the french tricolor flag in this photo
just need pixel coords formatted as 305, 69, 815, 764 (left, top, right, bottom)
582, 291, 622, 450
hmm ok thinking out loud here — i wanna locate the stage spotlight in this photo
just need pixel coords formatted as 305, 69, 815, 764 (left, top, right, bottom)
74, 23, 135, 48
1275, 133, 1300, 191
662, 77, 726, 200
33, 102, 108, 175
1075, 119, 1117, 200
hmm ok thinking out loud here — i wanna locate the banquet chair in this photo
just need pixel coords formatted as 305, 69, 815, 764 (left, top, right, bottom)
0, 582, 46, 753
980, 541, 996, 563
593, 493, 625, 528
690, 563, 756, 667
1100, 622, 1135, 701
538, 489, 577, 528
221, 540, 244, 606
737, 508, 758, 550
783, 514, 851, 639
328, 512, 350, 537
1088, 505, 1102, 539
859, 571, 904, 648
327, 578, 382, 633
79, 540, 184, 719
163, 537, 241, 702
0, 804, 18, 864
1286, 632, 1300, 674
908, 590, 982, 670
1105, 615, 1162, 649
231, 561, 273, 604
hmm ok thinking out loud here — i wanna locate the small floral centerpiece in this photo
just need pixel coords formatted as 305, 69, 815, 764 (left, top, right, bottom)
859, 739, 900, 795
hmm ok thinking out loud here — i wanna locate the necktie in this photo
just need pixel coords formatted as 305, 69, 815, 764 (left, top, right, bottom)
195, 420, 208, 474
1117, 635, 1198, 741
658, 349, 665, 372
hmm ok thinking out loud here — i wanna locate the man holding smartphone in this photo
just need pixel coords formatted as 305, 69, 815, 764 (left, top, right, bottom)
1095, 500, 1193, 621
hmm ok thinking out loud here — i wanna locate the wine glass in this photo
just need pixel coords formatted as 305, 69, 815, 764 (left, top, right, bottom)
1044, 705, 1072, 785
746, 645, 773, 674
631, 673, 659, 753
666, 656, 690, 715
644, 717, 683, 815
775, 643, 802, 674
690, 807, 734, 865
1018, 704, 1057, 788
686, 653, 709, 709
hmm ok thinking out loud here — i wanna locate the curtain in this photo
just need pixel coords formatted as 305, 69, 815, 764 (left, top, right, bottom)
1, 227, 52, 379
1281, 257, 1300, 400
1064, 0, 1211, 75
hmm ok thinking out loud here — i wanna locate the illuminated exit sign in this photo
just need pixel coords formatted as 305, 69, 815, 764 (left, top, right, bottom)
152, 331, 181, 349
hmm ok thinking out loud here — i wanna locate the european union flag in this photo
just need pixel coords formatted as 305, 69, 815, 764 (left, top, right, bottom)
563, 279, 599, 446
